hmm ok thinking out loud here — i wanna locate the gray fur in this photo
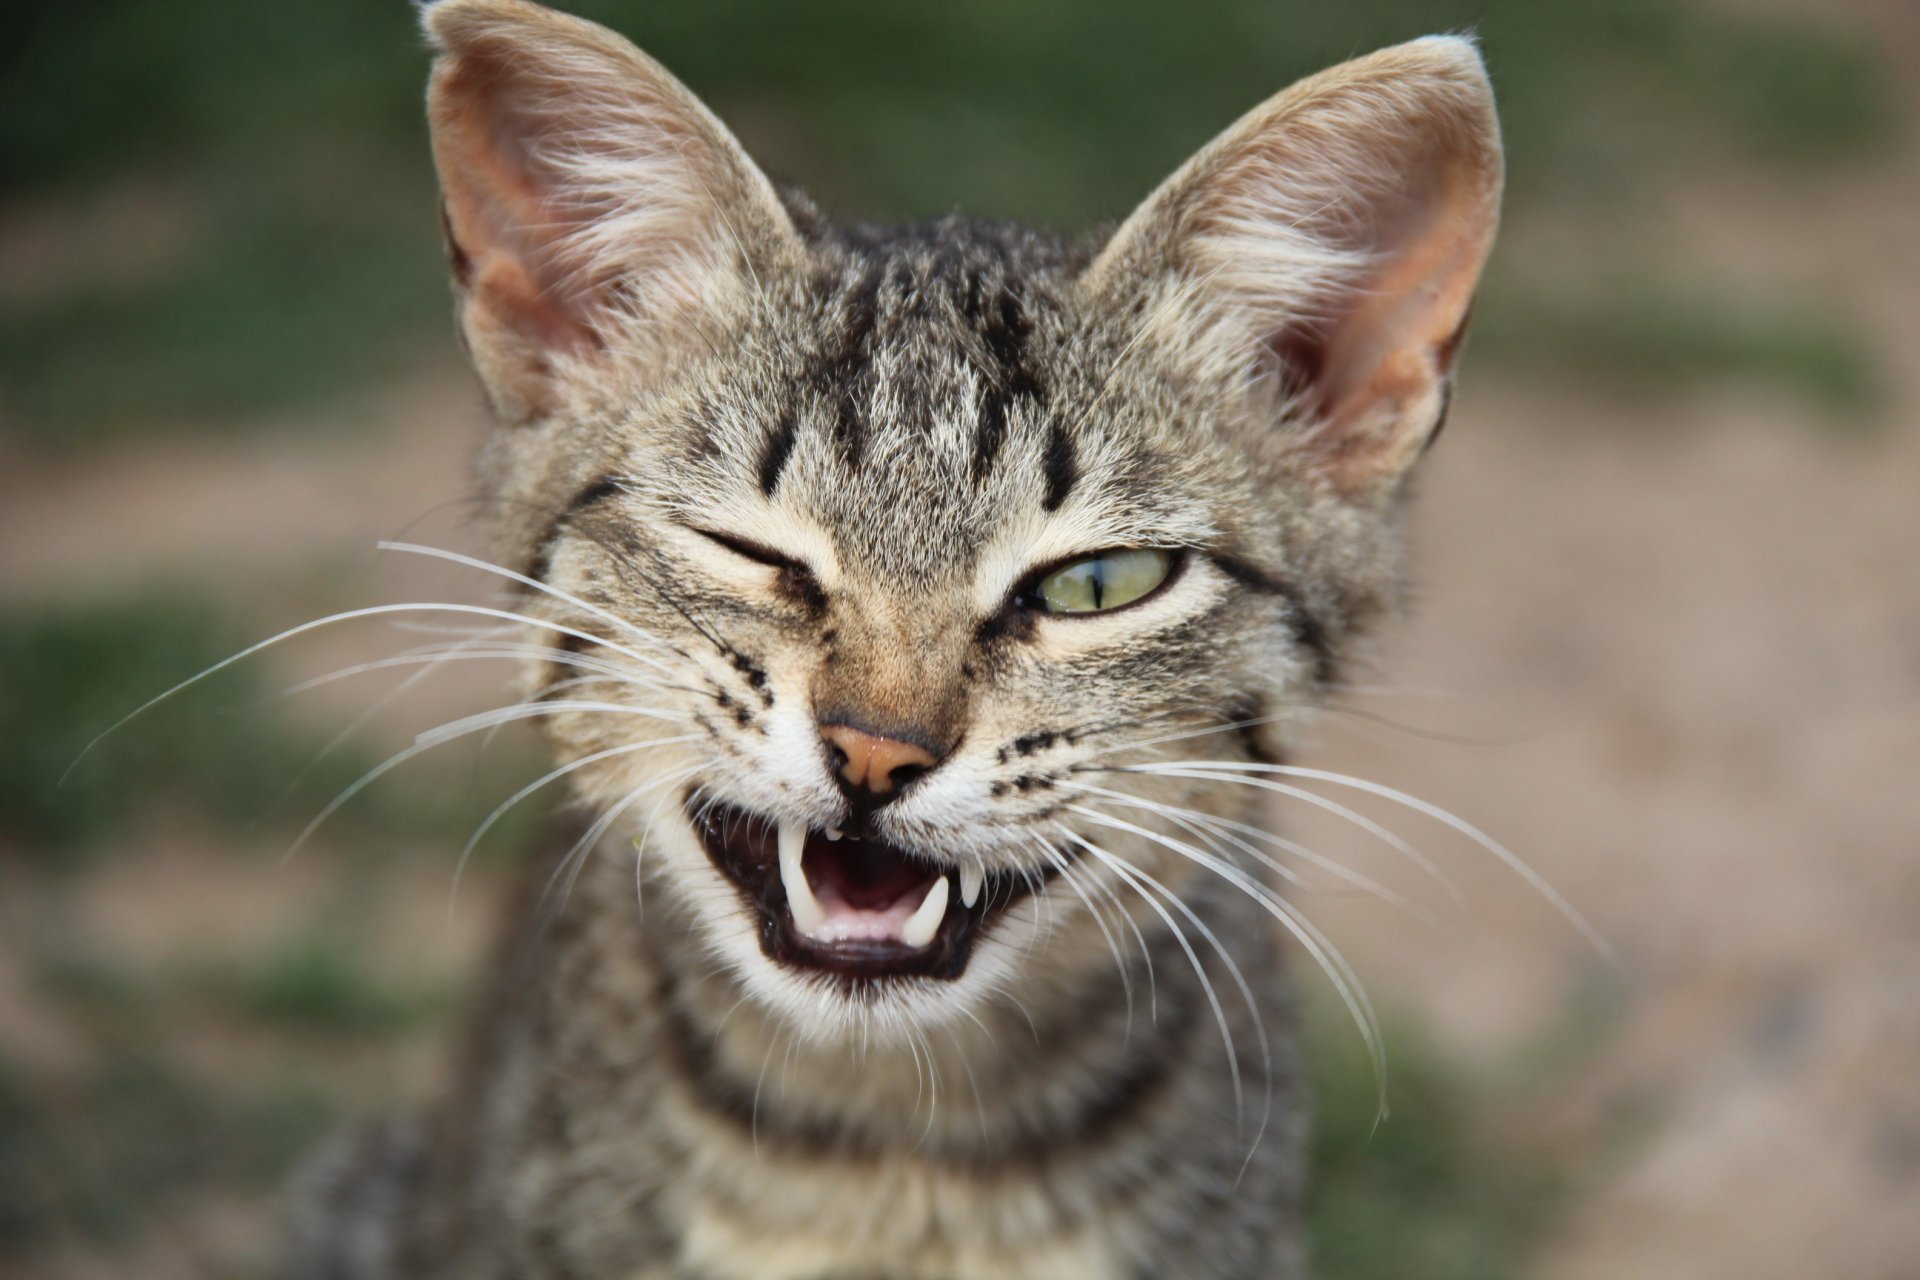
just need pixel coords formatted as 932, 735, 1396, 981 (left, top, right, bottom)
287, 5, 1502, 1276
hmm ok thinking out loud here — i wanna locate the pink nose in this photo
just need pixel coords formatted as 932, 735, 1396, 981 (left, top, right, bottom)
819, 724, 938, 797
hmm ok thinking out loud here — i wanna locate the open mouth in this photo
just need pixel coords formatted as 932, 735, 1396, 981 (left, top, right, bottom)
688, 801, 1051, 981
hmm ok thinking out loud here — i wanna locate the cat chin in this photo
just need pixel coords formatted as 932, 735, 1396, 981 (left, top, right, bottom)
695, 894, 1036, 1048
732, 932, 1031, 1049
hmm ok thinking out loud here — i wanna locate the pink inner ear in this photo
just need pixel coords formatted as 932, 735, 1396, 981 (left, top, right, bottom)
1302, 162, 1487, 426
435, 53, 609, 356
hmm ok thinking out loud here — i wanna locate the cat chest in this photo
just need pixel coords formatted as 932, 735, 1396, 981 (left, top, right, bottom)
660, 1154, 1128, 1280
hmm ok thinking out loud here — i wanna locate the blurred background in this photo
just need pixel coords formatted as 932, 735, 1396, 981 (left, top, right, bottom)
2, 0, 1915, 1275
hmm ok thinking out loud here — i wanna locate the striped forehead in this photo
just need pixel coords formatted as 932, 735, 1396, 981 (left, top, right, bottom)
763, 229, 1085, 586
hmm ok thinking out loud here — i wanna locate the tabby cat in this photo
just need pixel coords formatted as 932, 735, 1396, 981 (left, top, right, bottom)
287, 1, 1503, 1276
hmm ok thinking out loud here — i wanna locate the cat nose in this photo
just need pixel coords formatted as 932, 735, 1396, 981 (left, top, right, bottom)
819, 722, 940, 802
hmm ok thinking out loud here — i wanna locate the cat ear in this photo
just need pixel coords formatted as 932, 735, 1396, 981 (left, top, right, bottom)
423, 0, 802, 422
1086, 36, 1502, 499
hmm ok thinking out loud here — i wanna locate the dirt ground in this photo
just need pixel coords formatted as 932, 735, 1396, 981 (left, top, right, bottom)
4, 3, 1917, 1270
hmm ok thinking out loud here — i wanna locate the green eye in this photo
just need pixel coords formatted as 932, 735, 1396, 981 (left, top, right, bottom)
1033, 549, 1174, 614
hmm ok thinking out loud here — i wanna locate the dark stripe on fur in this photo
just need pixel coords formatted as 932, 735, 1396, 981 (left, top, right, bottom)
966, 278, 1046, 484
647, 925, 1197, 1169
1210, 553, 1336, 685
757, 410, 800, 496
813, 267, 883, 469
525, 476, 624, 583
1042, 420, 1078, 511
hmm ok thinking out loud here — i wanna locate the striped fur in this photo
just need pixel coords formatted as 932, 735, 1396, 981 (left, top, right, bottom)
286, 3, 1502, 1276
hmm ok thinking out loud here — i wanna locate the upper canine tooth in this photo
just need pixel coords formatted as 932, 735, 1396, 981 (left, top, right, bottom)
959, 861, 983, 909
779, 820, 826, 936
901, 875, 949, 949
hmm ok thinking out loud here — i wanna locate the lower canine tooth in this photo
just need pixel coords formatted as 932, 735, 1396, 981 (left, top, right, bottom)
779, 821, 826, 936
960, 861, 983, 909
901, 875, 950, 949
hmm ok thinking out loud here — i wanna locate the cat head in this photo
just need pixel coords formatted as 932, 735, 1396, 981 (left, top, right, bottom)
421, 0, 1500, 1042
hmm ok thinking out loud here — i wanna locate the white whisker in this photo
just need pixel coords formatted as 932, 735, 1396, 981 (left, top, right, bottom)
1033, 839, 1136, 1031
1064, 781, 1441, 928
1121, 760, 1611, 959
1090, 762, 1462, 905
65, 599, 679, 783
544, 760, 704, 917
278, 643, 675, 702
450, 734, 703, 907
411, 699, 685, 750
1066, 803, 1383, 1116
378, 540, 681, 672
285, 698, 685, 862
1056, 826, 1249, 1122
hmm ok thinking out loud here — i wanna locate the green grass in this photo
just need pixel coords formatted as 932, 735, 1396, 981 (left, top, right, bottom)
0, 178, 446, 438
0, 0, 1898, 442
1477, 278, 1883, 416
213, 931, 453, 1039
0, 1047, 333, 1250
0, 592, 549, 868
0, 593, 359, 863
3, 912, 457, 1254
1308, 1011, 1570, 1280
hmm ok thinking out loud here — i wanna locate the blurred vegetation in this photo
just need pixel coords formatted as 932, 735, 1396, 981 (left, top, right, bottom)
0, 0, 1899, 440
2, 917, 448, 1256
1310, 1015, 1566, 1280
0, 593, 547, 866
2, 848, 465, 1259
208, 930, 454, 1038
0, 0, 1886, 1271
0, 1048, 333, 1251
1478, 275, 1887, 418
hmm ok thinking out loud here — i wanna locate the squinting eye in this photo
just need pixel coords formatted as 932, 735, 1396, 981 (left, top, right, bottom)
1033, 549, 1174, 614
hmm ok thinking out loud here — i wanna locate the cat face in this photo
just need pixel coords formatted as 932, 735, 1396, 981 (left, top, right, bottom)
421, 0, 1500, 1041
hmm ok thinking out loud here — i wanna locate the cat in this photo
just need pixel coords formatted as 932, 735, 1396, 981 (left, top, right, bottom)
286, 1, 1502, 1276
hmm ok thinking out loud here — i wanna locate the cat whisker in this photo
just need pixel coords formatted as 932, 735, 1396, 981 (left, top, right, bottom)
1068, 783, 1309, 892
1064, 803, 1382, 1116
1066, 848, 1161, 1022
543, 760, 706, 920
266, 629, 509, 818
64, 599, 676, 784
406, 495, 740, 671
1055, 826, 1253, 1125
287, 698, 686, 863
630, 766, 714, 923
1078, 760, 1462, 905
378, 541, 688, 674
452, 734, 704, 907
1062, 781, 1442, 930
279, 643, 683, 703
751, 1022, 784, 1159
1118, 760, 1612, 959
412, 699, 686, 751
1076, 706, 1299, 764
938, 1022, 992, 1143
561, 512, 759, 668
910, 1025, 943, 1151
1032, 839, 1137, 1034
1085, 806, 1380, 1067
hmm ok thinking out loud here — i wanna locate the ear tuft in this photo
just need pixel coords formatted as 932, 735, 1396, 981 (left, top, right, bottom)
1089, 36, 1503, 499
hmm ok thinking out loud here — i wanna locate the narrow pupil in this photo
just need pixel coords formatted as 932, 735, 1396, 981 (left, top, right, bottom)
1090, 560, 1104, 609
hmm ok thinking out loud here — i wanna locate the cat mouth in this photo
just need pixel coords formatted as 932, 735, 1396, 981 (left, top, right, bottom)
687, 801, 1049, 981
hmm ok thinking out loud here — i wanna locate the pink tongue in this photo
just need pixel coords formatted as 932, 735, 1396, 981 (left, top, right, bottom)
805, 836, 933, 911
